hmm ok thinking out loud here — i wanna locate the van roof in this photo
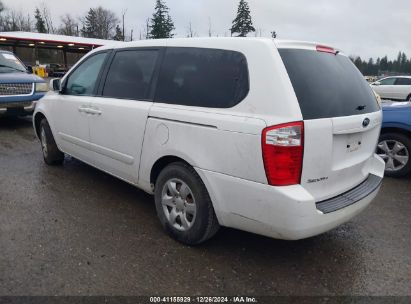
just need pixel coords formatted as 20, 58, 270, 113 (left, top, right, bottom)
95, 37, 339, 53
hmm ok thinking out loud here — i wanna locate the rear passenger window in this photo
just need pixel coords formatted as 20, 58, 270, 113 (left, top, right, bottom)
379, 78, 396, 85
103, 50, 158, 100
395, 78, 411, 85
155, 47, 249, 108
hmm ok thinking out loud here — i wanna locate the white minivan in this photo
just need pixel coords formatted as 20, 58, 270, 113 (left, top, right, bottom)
33, 38, 385, 245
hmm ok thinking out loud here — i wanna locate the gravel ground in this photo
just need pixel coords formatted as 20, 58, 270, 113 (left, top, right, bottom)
0, 116, 410, 296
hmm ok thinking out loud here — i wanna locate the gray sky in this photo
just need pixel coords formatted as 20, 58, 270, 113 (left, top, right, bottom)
4, 0, 410, 60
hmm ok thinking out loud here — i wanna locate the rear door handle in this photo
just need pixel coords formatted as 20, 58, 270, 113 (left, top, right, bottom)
78, 105, 89, 113
87, 108, 102, 115
78, 106, 102, 115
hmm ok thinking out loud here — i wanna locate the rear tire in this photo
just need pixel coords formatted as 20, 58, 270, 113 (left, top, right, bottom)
377, 132, 411, 177
39, 118, 64, 166
154, 162, 220, 245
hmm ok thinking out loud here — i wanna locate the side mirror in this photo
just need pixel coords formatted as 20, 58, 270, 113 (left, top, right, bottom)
50, 78, 61, 92
373, 81, 381, 86
26, 66, 33, 74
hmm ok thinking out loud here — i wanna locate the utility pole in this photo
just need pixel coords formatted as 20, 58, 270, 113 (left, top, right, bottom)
122, 9, 127, 42
130, 29, 133, 41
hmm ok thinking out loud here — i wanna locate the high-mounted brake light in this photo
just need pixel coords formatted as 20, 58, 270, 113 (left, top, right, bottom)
262, 122, 304, 186
316, 45, 337, 54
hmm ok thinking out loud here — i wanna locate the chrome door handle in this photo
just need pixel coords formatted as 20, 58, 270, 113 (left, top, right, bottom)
78, 106, 102, 115
87, 108, 102, 115
78, 105, 89, 113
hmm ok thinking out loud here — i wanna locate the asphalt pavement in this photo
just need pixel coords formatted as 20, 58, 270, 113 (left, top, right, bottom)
0, 116, 410, 296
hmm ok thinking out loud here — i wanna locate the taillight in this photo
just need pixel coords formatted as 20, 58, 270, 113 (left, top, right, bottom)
316, 45, 337, 54
261, 121, 304, 186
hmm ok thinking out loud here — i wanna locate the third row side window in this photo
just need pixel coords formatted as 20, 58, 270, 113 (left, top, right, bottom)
155, 47, 249, 108
103, 50, 159, 100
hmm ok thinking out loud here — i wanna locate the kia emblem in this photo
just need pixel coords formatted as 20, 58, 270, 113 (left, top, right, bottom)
362, 118, 370, 128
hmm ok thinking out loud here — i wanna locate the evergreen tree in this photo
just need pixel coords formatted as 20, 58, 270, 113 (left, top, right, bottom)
81, 8, 98, 38
230, 0, 255, 37
113, 24, 124, 41
149, 0, 175, 39
34, 8, 47, 33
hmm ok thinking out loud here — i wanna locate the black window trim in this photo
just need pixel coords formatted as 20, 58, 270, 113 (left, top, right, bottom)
153, 46, 250, 109
97, 46, 165, 102
61, 49, 112, 96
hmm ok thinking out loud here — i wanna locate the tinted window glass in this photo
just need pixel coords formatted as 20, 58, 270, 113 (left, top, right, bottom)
156, 47, 249, 108
379, 78, 396, 85
0, 52, 26, 73
103, 50, 158, 100
65, 52, 107, 96
395, 78, 411, 85
279, 49, 379, 120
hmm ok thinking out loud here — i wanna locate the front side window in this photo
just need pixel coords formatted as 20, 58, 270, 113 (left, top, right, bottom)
155, 47, 249, 108
395, 78, 411, 85
65, 52, 107, 96
103, 50, 159, 100
379, 78, 396, 85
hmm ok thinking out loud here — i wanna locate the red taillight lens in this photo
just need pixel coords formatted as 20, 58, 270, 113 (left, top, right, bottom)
262, 122, 304, 186
316, 45, 337, 54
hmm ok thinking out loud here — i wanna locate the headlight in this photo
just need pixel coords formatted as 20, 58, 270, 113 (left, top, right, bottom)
35, 82, 48, 92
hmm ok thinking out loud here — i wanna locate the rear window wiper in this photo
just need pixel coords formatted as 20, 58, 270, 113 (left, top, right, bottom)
356, 105, 366, 111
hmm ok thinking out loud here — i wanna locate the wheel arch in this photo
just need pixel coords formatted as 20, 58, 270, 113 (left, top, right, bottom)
380, 127, 411, 139
33, 112, 47, 138
150, 155, 192, 186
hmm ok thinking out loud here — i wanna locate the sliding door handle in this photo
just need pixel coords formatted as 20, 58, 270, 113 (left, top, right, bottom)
87, 108, 102, 115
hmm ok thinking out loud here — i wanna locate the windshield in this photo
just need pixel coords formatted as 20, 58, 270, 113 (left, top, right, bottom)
279, 49, 380, 120
0, 52, 27, 73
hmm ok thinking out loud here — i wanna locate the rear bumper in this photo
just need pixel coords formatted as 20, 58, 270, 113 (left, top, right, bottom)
196, 154, 385, 240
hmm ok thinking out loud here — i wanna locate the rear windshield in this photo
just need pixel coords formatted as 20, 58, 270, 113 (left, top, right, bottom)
279, 49, 379, 120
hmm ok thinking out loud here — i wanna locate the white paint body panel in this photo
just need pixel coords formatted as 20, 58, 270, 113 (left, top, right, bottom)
33, 37, 385, 241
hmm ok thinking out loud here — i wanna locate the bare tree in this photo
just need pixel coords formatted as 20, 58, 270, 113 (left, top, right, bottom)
81, 6, 118, 39
39, 2, 55, 33
208, 17, 212, 37
59, 14, 78, 36
186, 21, 196, 38
143, 18, 150, 39
16, 11, 32, 31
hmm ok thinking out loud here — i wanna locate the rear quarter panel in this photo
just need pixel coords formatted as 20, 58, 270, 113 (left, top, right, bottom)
138, 106, 268, 194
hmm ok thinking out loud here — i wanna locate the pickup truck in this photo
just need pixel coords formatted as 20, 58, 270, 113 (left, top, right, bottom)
0, 50, 47, 116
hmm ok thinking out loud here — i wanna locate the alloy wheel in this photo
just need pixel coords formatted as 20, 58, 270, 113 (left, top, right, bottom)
377, 140, 409, 172
40, 127, 48, 158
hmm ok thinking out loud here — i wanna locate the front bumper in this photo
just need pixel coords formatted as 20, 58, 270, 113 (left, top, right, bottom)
0, 92, 45, 116
0, 101, 36, 116
195, 154, 385, 240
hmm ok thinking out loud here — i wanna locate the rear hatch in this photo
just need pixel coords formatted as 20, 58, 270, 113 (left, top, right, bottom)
278, 45, 381, 201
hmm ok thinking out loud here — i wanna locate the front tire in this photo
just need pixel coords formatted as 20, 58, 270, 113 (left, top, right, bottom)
154, 162, 219, 245
377, 132, 411, 177
39, 118, 64, 166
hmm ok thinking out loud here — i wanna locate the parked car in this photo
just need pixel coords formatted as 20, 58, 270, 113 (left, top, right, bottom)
0, 51, 48, 116
371, 76, 411, 101
377, 101, 411, 177
45, 63, 67, 78
33, 38, 385, 245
